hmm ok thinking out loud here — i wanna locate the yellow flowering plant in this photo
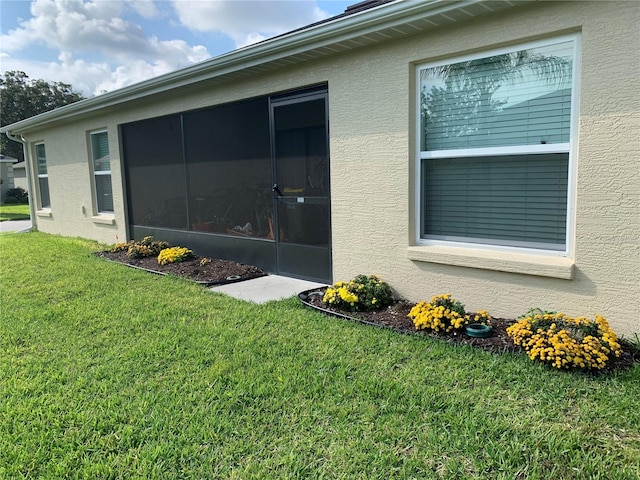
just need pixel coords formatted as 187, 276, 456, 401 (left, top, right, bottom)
139, 236, 170, 254
506, 308, 622, 370
110, 242, 130, 253
158, 246, 195, 265
111, 236, 171, 259
408, 294, 469, 332
126, 243, 155, 258
322, 274, 394, 311
465, 310, 492, 325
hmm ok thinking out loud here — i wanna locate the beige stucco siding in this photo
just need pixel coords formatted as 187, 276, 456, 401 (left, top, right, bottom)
24, 1, 639, 335
25, 120, 127, 243
327, 1, 640, 336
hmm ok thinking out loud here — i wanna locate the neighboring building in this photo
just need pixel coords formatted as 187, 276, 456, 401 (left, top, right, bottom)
11, 161, 27, 192
1, 0, 638, 335
0, 154, 17, 202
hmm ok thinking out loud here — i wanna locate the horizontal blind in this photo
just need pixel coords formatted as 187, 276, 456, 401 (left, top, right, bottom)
91, 132, 110, 171
423, 154, 568, 249
421, 41, 574, 151
38, 177, 50, 208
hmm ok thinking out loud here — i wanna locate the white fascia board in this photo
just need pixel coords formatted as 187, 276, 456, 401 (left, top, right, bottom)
0, 0, 527, 135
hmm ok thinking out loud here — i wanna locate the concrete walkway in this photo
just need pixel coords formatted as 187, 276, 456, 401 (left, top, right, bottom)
209, 274, 326, 304
0, 220, 32, 233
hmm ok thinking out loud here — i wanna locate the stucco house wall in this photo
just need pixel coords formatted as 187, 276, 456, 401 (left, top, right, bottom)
7, 1, 639, 335
329, 1, 640, 336
0, 156, 17, 202
0, 164, 14, 202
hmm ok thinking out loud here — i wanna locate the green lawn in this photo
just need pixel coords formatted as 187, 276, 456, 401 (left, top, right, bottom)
1, 233, 639, 479
0, 203, 30, 221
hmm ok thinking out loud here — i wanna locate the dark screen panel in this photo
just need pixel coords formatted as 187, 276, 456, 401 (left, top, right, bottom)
183, 98, 272, 237
122, 115, 188, 229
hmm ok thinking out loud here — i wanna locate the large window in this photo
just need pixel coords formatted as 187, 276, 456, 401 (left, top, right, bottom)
35, 143, 50, 209
418, 36, 578, 251
90, 130, 113, 213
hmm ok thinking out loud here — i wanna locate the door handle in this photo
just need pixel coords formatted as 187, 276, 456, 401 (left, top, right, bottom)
272, 184, 283, 196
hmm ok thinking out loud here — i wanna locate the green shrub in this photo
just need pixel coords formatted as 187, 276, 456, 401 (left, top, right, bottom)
3, 196, 19, 204
6, 187, 28, 202
323, 274, 394, 311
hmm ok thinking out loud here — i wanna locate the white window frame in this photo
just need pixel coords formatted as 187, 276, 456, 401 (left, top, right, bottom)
34, 142, 50, 210
89, 129, 113, 214
415, 34, 581, 257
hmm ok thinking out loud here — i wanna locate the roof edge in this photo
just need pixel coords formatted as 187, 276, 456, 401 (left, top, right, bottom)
1, 0, 528, 135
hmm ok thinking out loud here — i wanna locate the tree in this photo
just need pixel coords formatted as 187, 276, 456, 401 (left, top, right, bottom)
1, 71, 84, 161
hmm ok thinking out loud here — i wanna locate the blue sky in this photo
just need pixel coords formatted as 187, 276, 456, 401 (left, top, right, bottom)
0, 0, 354, 96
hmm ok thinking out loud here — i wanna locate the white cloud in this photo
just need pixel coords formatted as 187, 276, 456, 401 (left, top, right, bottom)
0, 51, 112, 95
130, 0, 161, 18
1, 0, 210, 96
0, 0, 337, 97
2, 47, 210, 97
95, 60, 177, 93
2, 0, 195, 61
172, 0, 330, 48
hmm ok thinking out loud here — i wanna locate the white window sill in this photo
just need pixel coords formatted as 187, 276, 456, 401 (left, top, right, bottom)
407, 245, 574, 279
91, 214, 115, 225
36, 209, 52, 218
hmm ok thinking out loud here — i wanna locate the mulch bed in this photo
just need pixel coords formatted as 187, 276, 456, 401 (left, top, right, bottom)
94, 250, 639, 373
95, 250, 267, 285
299, 287, 640, 373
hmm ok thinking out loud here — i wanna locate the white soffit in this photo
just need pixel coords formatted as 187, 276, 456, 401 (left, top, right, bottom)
1, 0, 530, 134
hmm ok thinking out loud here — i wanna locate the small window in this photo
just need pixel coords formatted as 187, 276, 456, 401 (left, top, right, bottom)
90, 130, 113, 213
417, 36, 578, 252
35, 143, 50, 209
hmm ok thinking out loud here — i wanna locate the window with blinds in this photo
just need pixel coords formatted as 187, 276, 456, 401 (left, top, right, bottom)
418, 36, 577, 251
90, 130, 113, 213
35, 143, 50, 209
